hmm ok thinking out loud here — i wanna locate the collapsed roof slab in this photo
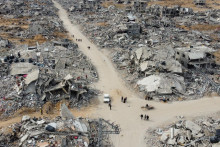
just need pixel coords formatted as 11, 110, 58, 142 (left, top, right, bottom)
10, 63, 38, 75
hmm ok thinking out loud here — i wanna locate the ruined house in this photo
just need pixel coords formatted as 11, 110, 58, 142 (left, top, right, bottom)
179, 7, 193, 15
70, 0, 101, 11
175, 46, 215, 68
162, 6, 180, 17
133, 1, 148, 13
147, 5, 193, 17
194, 0, 206, 5
126, 22, 141, 38
84, 0, 101, 10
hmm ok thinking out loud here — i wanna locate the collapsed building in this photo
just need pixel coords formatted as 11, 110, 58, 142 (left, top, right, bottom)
0, 0, 100, 118
194, 0, 206, 5
133, 0, 148, 13
0, 105, 120, 147
175, 46, 216, 69
68, 0, 101, 12
0, 0, 68, 47
147, 5, 193, 17
146, 115, 220, 146
0, 39, 98, 118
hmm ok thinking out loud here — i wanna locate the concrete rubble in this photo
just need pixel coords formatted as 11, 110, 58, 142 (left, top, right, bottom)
145, 115, 220, 146
0, 105, 120, 147
57, 0, 220, 101
0, 0, 99, 118
0, 41, 99, 118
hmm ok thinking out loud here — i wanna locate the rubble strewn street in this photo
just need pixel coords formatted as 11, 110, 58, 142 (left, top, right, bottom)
0, 0, 220, 146
57, 0, 220, 100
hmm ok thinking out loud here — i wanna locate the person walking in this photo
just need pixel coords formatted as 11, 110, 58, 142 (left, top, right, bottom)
124, 97, 127, 103
40, 107, 43, 115
140, 114, 143, 119
146, 115, 149, 120
121, 96, 123, 102
18, 52, 21, 58
109, 103, 112, 110
144, 115, 147, 120
146, 104, 148, 108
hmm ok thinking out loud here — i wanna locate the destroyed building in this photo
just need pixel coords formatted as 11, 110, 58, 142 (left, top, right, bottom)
0, 0, 68, 46
68, 0, 101, 12
0, 106, 120, 147
126, 22, 141, 38
0, 38, 98, 118
133, 1, 148, 13
194, 0, 206, 5
175, 46, 216, 69
147, 5, 193, 17
0, 0, 100, 118
146, 115, 220, 146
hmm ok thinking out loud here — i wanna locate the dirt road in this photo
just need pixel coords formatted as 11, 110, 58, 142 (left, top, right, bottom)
52, 1, 220, 146
52, 2, 220, 146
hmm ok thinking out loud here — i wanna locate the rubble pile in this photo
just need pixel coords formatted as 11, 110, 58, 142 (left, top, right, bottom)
145, 116, 220, 146
57, 0, 220, 49
0, 0, 100, 118
56, 0, 220, 100
0, 105, 120, 147
0, 0, 68, 45
113, 44, 220, 100
0, 40, 99, 118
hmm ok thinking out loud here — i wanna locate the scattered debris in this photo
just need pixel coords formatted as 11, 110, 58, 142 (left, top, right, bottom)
0, 106, 120, 147
145, 114, 220, 146
57, 0, 220, 101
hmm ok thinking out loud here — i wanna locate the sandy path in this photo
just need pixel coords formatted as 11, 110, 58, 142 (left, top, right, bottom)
0, 1, 219, 147
52, 2, 220, 146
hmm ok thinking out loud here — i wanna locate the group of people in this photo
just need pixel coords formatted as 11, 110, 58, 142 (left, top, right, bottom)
121, 96, 127, 103
140, 114, 149, 120
76, 39, 82, 42
72, 34, 91, 50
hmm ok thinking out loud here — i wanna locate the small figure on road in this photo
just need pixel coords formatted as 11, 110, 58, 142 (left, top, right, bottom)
83, 68, 85, 72
109, 103, 112, 110
146, 104, 148, 108
86, 75, 87, 79
140, 114, 143, 119
144, 114, 147, 120
88, 46, 90, 49
124, 97, 127, 103
76, 39, 78, 41
18, 52, 21, 58
146, 115, 149, 120
121, 96, 123, 102
72, 35, 74, 38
